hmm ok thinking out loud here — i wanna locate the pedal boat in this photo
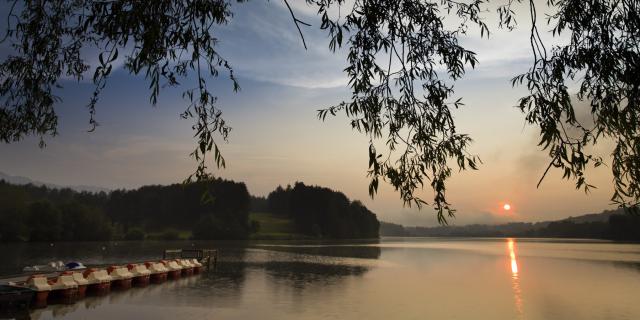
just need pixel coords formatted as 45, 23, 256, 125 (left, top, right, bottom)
107, 266, 134, 289
144, 262, 169, 283
189, 259, 203, 274
176, 259, 194, 276
161, 260, 183, 279
127, 264, 152, 286
25, 275, 51, 308
47, 273, 79, 303
82, 268, 112, 294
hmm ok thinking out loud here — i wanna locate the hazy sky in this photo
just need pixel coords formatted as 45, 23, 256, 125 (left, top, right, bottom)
0, 1, 616, 226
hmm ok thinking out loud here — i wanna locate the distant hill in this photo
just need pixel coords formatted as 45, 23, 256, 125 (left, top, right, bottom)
564, 209, 621, 223
0, 171, 110, 193
380, 208, 639, 240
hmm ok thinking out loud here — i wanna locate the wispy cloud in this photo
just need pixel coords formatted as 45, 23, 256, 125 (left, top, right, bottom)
218, 1, 349, 89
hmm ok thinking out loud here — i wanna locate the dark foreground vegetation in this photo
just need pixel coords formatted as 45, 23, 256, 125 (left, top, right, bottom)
380, 209, 640, 241
0, 180, 379, 242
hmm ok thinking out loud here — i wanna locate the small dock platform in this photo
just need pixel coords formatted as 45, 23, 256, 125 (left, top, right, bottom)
163, 248, 218, 270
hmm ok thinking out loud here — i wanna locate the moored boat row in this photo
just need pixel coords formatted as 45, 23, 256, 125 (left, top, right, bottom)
7, 258, 203, 309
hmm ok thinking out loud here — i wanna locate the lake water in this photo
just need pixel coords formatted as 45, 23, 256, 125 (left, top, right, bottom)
2, 238, 640, 320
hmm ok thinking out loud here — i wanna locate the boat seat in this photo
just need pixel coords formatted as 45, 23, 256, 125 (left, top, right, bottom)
190, 259, 203, 267
71, 272, 89, 286
177, 259, 193, 268
164, 260, 183, 271
108, 266, 134, 280
26, 275, 52, 291
48, 274, 78, 290
83, 269, 112, 284
128, 264, 152, 277
146, 262, 169, 274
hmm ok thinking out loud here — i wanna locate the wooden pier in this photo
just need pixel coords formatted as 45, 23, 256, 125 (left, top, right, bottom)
163, 248, 218, 271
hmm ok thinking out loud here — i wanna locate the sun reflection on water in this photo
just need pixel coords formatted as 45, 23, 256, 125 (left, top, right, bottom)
508, 238, 524, 319
509, 239, 519, 274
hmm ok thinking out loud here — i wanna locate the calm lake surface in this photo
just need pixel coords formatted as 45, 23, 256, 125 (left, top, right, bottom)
2, 237, 640, 320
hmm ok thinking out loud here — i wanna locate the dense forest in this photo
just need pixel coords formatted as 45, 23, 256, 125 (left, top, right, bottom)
266, 182, 379, 239
380, 210, 640, 241
0, 179, 380, 242
0, 178, 251, 241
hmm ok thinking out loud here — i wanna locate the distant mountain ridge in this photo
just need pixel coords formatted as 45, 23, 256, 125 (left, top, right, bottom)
380, 208, 629, 239
0, 171, 110, 193
564, 211, 618, 224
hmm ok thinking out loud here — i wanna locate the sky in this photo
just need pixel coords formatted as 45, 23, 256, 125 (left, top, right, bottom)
0, 1, 617, 226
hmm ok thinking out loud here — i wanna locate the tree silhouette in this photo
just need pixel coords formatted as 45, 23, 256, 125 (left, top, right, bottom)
0, 0, 638, 223
511, 0, 640, 210
267, 182, 380, 238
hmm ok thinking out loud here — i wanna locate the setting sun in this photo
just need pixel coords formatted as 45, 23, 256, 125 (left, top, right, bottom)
503, 204, 512, 211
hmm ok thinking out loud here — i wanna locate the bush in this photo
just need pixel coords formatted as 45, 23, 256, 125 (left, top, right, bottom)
28, 201, 62, 242
192, 215, 248, 240
192, 215, 218, 240
59, 202, 113, 241
157, 229, 180, 240
124, 227, 145, 241
250, 220, 260, 234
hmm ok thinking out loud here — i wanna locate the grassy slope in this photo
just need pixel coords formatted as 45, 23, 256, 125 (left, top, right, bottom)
145, 229, 192, 240
140, 212, 308, 240
249, 212, 311, 240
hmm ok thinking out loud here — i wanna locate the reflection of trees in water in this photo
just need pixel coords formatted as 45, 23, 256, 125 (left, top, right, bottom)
0, 308, 30, 320
255, 243, 381, 260
188, 247, 379, 306
215, 245, 378, 288
175, 248, 249, 308
246, 245, 380, 293
261, 261, 369, 288
612, 261, 640, 273
209, 247, 248, 282
209, 245, 379, 298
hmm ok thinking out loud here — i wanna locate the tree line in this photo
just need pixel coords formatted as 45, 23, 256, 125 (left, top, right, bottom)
0, 179, 380, 242
0, 178, 251, 242
267, 182, 379, 239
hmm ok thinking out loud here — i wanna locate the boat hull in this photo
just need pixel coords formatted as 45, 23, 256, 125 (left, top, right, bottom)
111, 278, 132, 290
181, 267, 194, 276
49, 287, 78, 304
133, 275, 150, 287
168, 270, 181, 280
150, 272, 167, 283
77, 285, 87, 299
88, 282, 111, 295
32, 291, 49, 308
